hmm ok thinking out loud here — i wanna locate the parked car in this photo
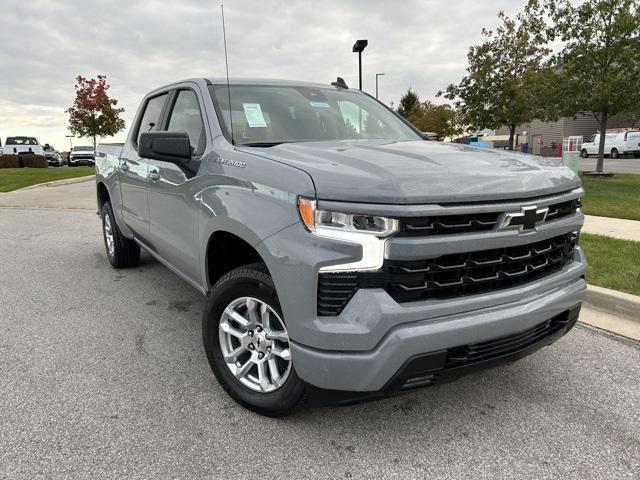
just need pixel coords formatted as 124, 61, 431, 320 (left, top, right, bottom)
421, 131, 439, 141
43, 144, 63, 166
4, 136, 44, 156
581, 130, 640, 158
96, 77, 586, 416
68, 146, 95, 166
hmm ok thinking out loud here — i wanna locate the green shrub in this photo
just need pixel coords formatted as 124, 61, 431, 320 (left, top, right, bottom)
0, 155, 19, 168
21, 154, 48, 168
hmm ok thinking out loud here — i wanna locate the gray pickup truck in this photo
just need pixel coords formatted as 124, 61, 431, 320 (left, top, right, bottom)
96, 77, 586, 416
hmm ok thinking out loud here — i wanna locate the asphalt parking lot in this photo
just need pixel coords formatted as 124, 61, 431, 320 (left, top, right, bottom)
1, 184, 639, 479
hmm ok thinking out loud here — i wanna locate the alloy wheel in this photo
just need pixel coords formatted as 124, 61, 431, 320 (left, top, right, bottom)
104, 213, 115, 259
218, 296, 292, 393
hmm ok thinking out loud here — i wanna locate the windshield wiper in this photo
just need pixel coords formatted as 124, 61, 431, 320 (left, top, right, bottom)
240, 141, 288, 148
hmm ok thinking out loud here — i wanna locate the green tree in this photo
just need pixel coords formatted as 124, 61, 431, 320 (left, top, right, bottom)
407, 101, 465, 139
66, 75, 125, 150
396, 89, 419, 118
544, 0, 640, 172
440, 1, 550, 149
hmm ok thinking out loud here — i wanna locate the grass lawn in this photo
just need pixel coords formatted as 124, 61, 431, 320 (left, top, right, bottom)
579, 173, 640, 221
580, 233, 640, 296
0, 167, 94, 192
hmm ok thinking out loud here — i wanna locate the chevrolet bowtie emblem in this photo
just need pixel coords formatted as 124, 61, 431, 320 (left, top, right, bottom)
500, 206, 549, 232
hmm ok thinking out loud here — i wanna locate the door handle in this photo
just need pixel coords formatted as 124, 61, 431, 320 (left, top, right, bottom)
148, 170, 160, 182
120, 163, 129, 172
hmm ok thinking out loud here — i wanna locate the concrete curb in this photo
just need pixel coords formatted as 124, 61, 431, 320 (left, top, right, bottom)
584, 284, 640, 323
15, 175, 95, 191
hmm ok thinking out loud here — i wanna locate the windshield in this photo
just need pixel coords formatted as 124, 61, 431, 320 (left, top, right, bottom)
6, 137, 38, 145
74, 146, 94, 151
210, 84, 420, 146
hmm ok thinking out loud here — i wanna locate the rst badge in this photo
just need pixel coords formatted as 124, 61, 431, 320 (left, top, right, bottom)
500, 206, 549, 232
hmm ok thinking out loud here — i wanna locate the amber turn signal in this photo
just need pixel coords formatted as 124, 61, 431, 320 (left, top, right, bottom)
298, 197, 316, 230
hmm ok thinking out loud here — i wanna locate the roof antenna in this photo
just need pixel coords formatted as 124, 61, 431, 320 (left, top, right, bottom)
221, 4, 234, 145
332, 77, 349, 89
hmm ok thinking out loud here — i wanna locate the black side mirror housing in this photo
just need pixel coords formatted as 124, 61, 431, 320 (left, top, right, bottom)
139, 132, 191, 163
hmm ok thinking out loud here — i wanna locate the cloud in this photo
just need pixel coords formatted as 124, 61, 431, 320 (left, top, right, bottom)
0, 0, 523, 149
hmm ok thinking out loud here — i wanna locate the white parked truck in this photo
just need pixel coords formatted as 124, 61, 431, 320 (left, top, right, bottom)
4, 136, 44, 156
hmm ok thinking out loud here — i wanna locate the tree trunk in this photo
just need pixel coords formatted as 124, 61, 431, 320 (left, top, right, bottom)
596, 110, 608, 173
508, 125, 516, 151
93, 136, 97, 152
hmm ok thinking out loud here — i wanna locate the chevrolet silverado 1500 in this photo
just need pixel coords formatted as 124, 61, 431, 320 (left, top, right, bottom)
96, 77, 586, 416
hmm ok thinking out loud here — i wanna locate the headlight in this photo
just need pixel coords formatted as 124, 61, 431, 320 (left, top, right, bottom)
298, 197, 398, 272
298, 197, 398, 237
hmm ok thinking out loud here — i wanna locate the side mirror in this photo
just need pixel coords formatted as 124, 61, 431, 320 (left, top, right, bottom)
139, 132, 191, 163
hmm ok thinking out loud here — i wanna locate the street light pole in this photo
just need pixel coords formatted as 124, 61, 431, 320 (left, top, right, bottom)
65, 135, 74, 149
375, 73, 385, 99
352, 39, 368, 91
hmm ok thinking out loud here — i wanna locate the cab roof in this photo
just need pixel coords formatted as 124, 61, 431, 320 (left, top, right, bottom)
146, 77, 348, 97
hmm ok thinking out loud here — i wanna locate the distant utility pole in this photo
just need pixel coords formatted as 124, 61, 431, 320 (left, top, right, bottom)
375, 73, 385, 99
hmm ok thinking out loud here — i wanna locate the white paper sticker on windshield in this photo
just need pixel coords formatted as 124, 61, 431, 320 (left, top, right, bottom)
243, 103, 267, 127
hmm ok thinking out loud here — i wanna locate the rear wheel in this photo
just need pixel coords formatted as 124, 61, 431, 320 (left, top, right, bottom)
202, 263, 305, 416
611, 148, 619, 159
101, 201, 140, 268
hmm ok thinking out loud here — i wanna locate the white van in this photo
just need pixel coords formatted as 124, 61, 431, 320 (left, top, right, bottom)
581, 130, 640, 158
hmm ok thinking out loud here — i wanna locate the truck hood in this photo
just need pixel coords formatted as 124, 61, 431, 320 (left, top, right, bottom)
239, 140, 581, 204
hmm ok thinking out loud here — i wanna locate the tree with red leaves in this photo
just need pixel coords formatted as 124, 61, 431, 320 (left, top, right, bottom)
66, 75, 125, 150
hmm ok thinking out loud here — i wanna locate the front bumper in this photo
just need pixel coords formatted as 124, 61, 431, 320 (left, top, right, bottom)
306, 303, 581, 404
69, 157, 95, 165
290, 274, 585, 392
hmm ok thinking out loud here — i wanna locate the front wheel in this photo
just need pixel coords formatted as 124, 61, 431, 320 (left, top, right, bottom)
202, 263, 305, 416
581, 149, 589, 158
611, 148, 619, 159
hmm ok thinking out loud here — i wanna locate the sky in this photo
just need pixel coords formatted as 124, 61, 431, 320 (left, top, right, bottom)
0, 0, 525, 150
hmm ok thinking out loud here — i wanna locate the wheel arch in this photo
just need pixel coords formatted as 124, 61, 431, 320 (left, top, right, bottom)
97, 181, 110, 210
205, 228, 275, 289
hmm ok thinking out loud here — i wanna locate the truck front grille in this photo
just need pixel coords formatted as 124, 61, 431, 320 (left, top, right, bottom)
317, 232, 577, 316
386, 232, 577, 302
397, 198, 580, 237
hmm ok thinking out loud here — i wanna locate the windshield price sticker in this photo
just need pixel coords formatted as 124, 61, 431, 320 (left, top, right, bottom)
243, 103, 267, 127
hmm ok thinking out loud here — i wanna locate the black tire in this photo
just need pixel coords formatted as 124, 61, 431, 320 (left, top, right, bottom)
202, 263, 305, 417
611, 148, 619, 159
581, 149, 589, 158
101, 201, 140, 268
